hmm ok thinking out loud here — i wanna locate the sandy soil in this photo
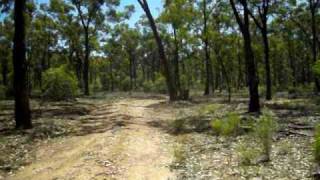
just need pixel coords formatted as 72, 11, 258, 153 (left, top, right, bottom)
8, 98, 176, 180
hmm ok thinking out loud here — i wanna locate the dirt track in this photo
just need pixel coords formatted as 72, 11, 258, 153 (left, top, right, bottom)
9, 98, 176, 180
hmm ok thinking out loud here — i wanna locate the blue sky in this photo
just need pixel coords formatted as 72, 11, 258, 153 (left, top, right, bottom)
35, 0, 163, 26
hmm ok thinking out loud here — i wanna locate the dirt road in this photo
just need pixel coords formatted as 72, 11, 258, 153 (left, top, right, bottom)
9, 98, 176, 180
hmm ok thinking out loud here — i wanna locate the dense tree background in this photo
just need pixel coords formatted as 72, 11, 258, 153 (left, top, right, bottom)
1, 0, 320, 128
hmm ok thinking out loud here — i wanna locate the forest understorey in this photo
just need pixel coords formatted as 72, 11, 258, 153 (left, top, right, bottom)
0, 92, 319, 180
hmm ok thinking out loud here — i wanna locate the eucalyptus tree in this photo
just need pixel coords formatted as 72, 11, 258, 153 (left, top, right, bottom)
309, 0, 320, 90
247, 0, 274, 100
137, 0, 178, 101
29, 4, 57, 89
0, 0, 36, 128
14, 0, 32, 128
161, 0, 194, 96
209, 1, 234, 102
48, 0, 84, 86
117, 25, 141, 90
230, 0, 260, 112
70, 0, 120, 95
200, 0, 215, 95
285, 1, 320, 90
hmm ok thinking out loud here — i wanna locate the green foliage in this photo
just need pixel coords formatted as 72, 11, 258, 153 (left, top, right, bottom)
170, 119, 186, 133
254, 110, 277, 160
237, 142, 260, 166
0, 85, 6, 100
277, 141, 291, 156
100, 73, 110, 91
153, 73, 167, 93
198, 104, 219, 115
180, 74, 189, 90
173, 143, 187, 166
210, 113, 241, 136
120, 76, 131, 91
287, 85, 312, 96
91, 77, 103, 93
211, 120, 223, 134
314, 124, 320, 165
313, 60, 320, 78
142, 80, 153, 92
142, 73, 167, 93
42, 65, 78, 101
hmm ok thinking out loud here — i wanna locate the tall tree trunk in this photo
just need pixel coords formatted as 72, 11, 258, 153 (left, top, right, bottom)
287, 36, 297, 87
214, 47, 231, 102
13, 0, 32, 129
203, 0, 214, 95
262, 27, 272, 100
230, 0, 260, 112
244, 20, 260, 111
173, 26, 181, 95
83, 29, 90, 95
248, 0, 272, 100
244, 32, 260, 112
138, 0, 177, 101
204, 40, 214, 95
310, 1, 320, 91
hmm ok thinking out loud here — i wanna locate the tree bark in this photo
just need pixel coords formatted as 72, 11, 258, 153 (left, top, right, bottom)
13, 0, 32, 129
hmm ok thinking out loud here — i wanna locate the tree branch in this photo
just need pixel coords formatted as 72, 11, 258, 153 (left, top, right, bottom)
247, 8, 263, 30
74, 0, 88, 30
230, 0, 244, 33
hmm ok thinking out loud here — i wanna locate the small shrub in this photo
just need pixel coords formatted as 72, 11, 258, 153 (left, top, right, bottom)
170, 119, 186, 133
277, 141, 291, 156
287, 85, 313, 97
42, 65, 78, 101
210, 113, 241, 136
120, 76, 131, 91
153, 73, 167, 93
142, 74, 167, 93
199, 104, 219, 116
142, 80, 153, 92
254, 110, 277, 161
173, 144, 187, 167
314, 124, 320, 165
211, 119, 223, 135
237, 142, 260, 166
91, 77, 102, 92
